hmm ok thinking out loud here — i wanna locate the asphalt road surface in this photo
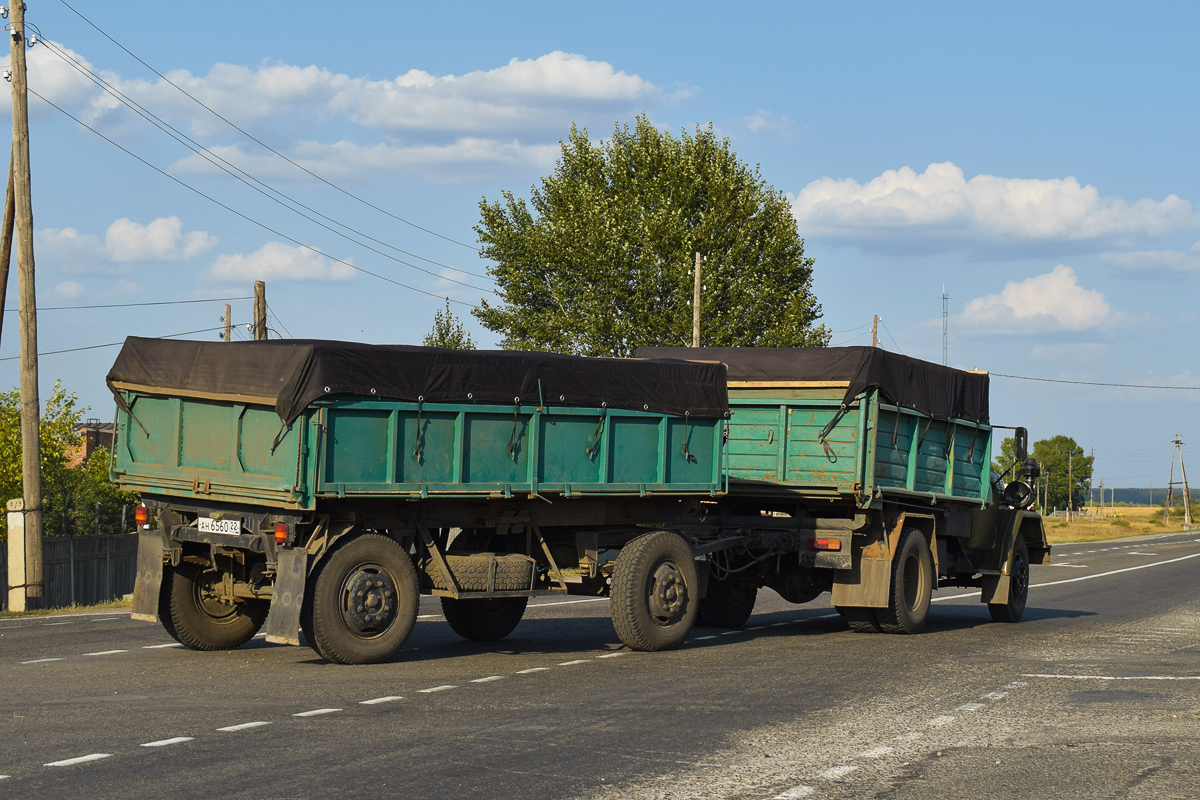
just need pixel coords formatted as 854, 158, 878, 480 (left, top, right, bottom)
2, 531, 1198, 799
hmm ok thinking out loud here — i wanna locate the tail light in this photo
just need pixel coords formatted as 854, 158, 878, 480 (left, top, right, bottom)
807, 537, 841, 551
274, 522, 289, 544
135, 506, 149, 527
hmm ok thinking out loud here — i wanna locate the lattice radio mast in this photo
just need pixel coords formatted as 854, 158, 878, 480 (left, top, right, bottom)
1164, 434, 1193, 526
941, 285, 950, 365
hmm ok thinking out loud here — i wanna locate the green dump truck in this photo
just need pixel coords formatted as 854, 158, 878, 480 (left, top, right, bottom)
112, 339, 1047, 664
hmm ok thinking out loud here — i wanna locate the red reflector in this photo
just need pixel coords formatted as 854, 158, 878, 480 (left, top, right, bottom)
135, 506, 149, 526
274, 522, 288, 544
807, 537, 841, 551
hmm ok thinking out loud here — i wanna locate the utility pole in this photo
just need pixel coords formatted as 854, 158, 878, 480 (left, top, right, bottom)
221, 303, 231, 342
253, 280, 267, 340
691, 252, 702, 348
871, 314, 879, 348
1165, 435, 1192, 526
1067, 455, 1073, 523
9, 1, 43, 608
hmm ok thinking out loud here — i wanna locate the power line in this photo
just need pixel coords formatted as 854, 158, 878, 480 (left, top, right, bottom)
28, 86, 474, 308
34, 38, 495, 291
266, 304, 293, 338
992, 373, 1200, 390
3, 295, 251, 312
55, 0, 482, 253
0, 324, 234, 361
879, 318, 904, 354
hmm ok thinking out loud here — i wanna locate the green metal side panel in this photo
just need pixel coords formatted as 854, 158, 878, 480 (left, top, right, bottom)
111, 393, 307, 509
312, 399, 723, 499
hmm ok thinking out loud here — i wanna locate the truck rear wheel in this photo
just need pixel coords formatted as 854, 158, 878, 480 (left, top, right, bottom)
442, 597, 528, 641
165, 563, 268, 650
988, 535, 1029, 623
877, 528, 933, 634
610, 530, 698, 651
836, 606, 882, 633
308, 533, 419, 665
696, 576, 757, 628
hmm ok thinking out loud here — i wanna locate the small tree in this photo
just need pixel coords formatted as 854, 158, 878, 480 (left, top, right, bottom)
0, 381, 80, 538
1031, 435, 1093, 511
423, 299, 476, 350
474, 115, 828, 356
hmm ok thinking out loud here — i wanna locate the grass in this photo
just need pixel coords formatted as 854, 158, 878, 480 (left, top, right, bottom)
1042, 507, 1193, 544
0, 595, 131, 619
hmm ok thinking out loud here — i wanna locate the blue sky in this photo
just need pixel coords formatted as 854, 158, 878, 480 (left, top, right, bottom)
2, 1, 1197, 488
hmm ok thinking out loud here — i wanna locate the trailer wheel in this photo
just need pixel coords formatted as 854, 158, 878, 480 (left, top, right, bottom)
610, 531, 698, 651
308, 533, 419, 665
988, 535, 1029, 623
696, 577, 757, 628
876, 528, 933, 634
441, 597, 529, 641
157, 564, 181, 644
166, 563, 268, 650
836, 606, 882, 633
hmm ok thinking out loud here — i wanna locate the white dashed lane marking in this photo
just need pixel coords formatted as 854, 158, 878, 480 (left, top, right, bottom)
217, 721, 271, 732
516, 667, 549, 674
596, 652, 625, 658
43, 753, 112, 767
83, 650, 128, 657
140, 737, 193, 748
471, 675, 504, 683
818, 764, 859, 780
20, 657, 64, 664
926, 715, 956, 727
142, 643, 182, 649
859, 746, 894, 758
773, 786, 815, 799
558, 659, 590, 666
956, 702, 985, 712
293, 708, 341, 717
1022, 673, 1200, 681
418, 685, 456, 693
359, 696, 403, 704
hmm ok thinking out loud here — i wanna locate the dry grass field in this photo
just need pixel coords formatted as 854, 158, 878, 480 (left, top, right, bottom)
1042, 505, 1196, 544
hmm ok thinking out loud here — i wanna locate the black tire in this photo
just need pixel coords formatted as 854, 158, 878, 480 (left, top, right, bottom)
610, 531, 698, 651
308, 533, 419, 665
836, 606, 882, 633
696, 576, 757, 628
876, 528, 934, 634
166, 563, 268, 650
988, 535, 1029, 623
158, 565, 182, 644
441, 596, 528, 641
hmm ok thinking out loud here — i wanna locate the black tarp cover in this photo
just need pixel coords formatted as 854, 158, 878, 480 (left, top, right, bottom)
633, 346, 989, 423
107, 338, 729, 424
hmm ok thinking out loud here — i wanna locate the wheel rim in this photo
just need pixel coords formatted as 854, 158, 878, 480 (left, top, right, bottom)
193, 570, 240, 623
902, 552, 924, 612
646, 560, 688, 627
339, 563, 399, 639
1012, 552, 1029, 600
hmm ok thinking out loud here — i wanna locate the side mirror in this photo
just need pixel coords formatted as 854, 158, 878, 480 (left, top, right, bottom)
1013, 427, 1028, 462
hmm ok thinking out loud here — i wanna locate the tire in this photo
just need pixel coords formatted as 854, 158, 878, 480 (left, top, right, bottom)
988, 535, 1029, 623
696, 576, 757, 628
166, 563, 268, 650
836, 606, 882, 633
308, 533, 419, 665
610, 531, 698, 651
876, 528, 934, 634
157, 565, 182, 644
441, 596, 529, 641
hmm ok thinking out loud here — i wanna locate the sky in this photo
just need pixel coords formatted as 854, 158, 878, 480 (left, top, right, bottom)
0, 0, 1197, 489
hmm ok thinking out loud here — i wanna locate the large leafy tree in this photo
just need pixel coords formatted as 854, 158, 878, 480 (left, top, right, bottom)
474, 115, 828, 356
1031, 435, 1093, 511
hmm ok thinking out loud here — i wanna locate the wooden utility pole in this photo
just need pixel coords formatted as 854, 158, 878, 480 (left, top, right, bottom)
10, 1, 43, 607
1165, 435, 1192, 526
1067, 455, 1073, 523
691, 253, 701, 348
222, 303, 231, 342
872, 315, 879, 348
253, 280, 267, 340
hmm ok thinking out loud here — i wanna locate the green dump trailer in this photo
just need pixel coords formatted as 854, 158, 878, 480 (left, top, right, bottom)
114, 339, 1046, 664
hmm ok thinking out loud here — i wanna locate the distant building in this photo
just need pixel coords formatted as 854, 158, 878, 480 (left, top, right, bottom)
67, 419, 115, 467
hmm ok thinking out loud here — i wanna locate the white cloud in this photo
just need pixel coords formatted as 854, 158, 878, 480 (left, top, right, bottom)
1102, 241, 1200, 273
743, 109, 795, 136
171, 138, 559, 183
103, 217, 217, 262
52, 280, 85, 299
206, 242, 355, 282
959, 265, 1113, 332
0, 42, 102, 119
791, 162, 1194, 250
36, 217, 215, 274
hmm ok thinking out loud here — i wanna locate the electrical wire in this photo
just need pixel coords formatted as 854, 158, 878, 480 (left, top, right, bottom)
55, 0, 482, 252
265, 304, 294, 338
3, 295, 251, 313
879, 318, 904, 354
991, 373, 1200, 390
35, 38, 495, 291
828, 329, 871, 347
27, 86, 474, 308
0, 324, 233, 361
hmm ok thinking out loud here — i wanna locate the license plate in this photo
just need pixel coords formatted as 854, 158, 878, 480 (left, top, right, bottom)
197, 517, 241, 535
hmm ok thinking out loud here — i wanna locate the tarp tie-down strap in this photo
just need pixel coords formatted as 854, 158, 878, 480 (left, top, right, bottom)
413, 398, 425, 462
270, 420, 288, 454
966, 426, 979, 462
892, 407, 901, 448
507, 399, 521, 459
585, 404, 607, 459
917, 416, 933, 449
681, 411, 696, 463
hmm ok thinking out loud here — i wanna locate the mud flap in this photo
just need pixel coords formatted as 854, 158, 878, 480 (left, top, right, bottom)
131, 530, 165, 622
264, 546, 307, 646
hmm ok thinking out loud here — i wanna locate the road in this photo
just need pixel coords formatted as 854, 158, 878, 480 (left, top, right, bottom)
2, 531, 1198, 799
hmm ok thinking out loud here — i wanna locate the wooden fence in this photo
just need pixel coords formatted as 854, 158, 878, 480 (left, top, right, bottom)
1, 533, 138, 611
